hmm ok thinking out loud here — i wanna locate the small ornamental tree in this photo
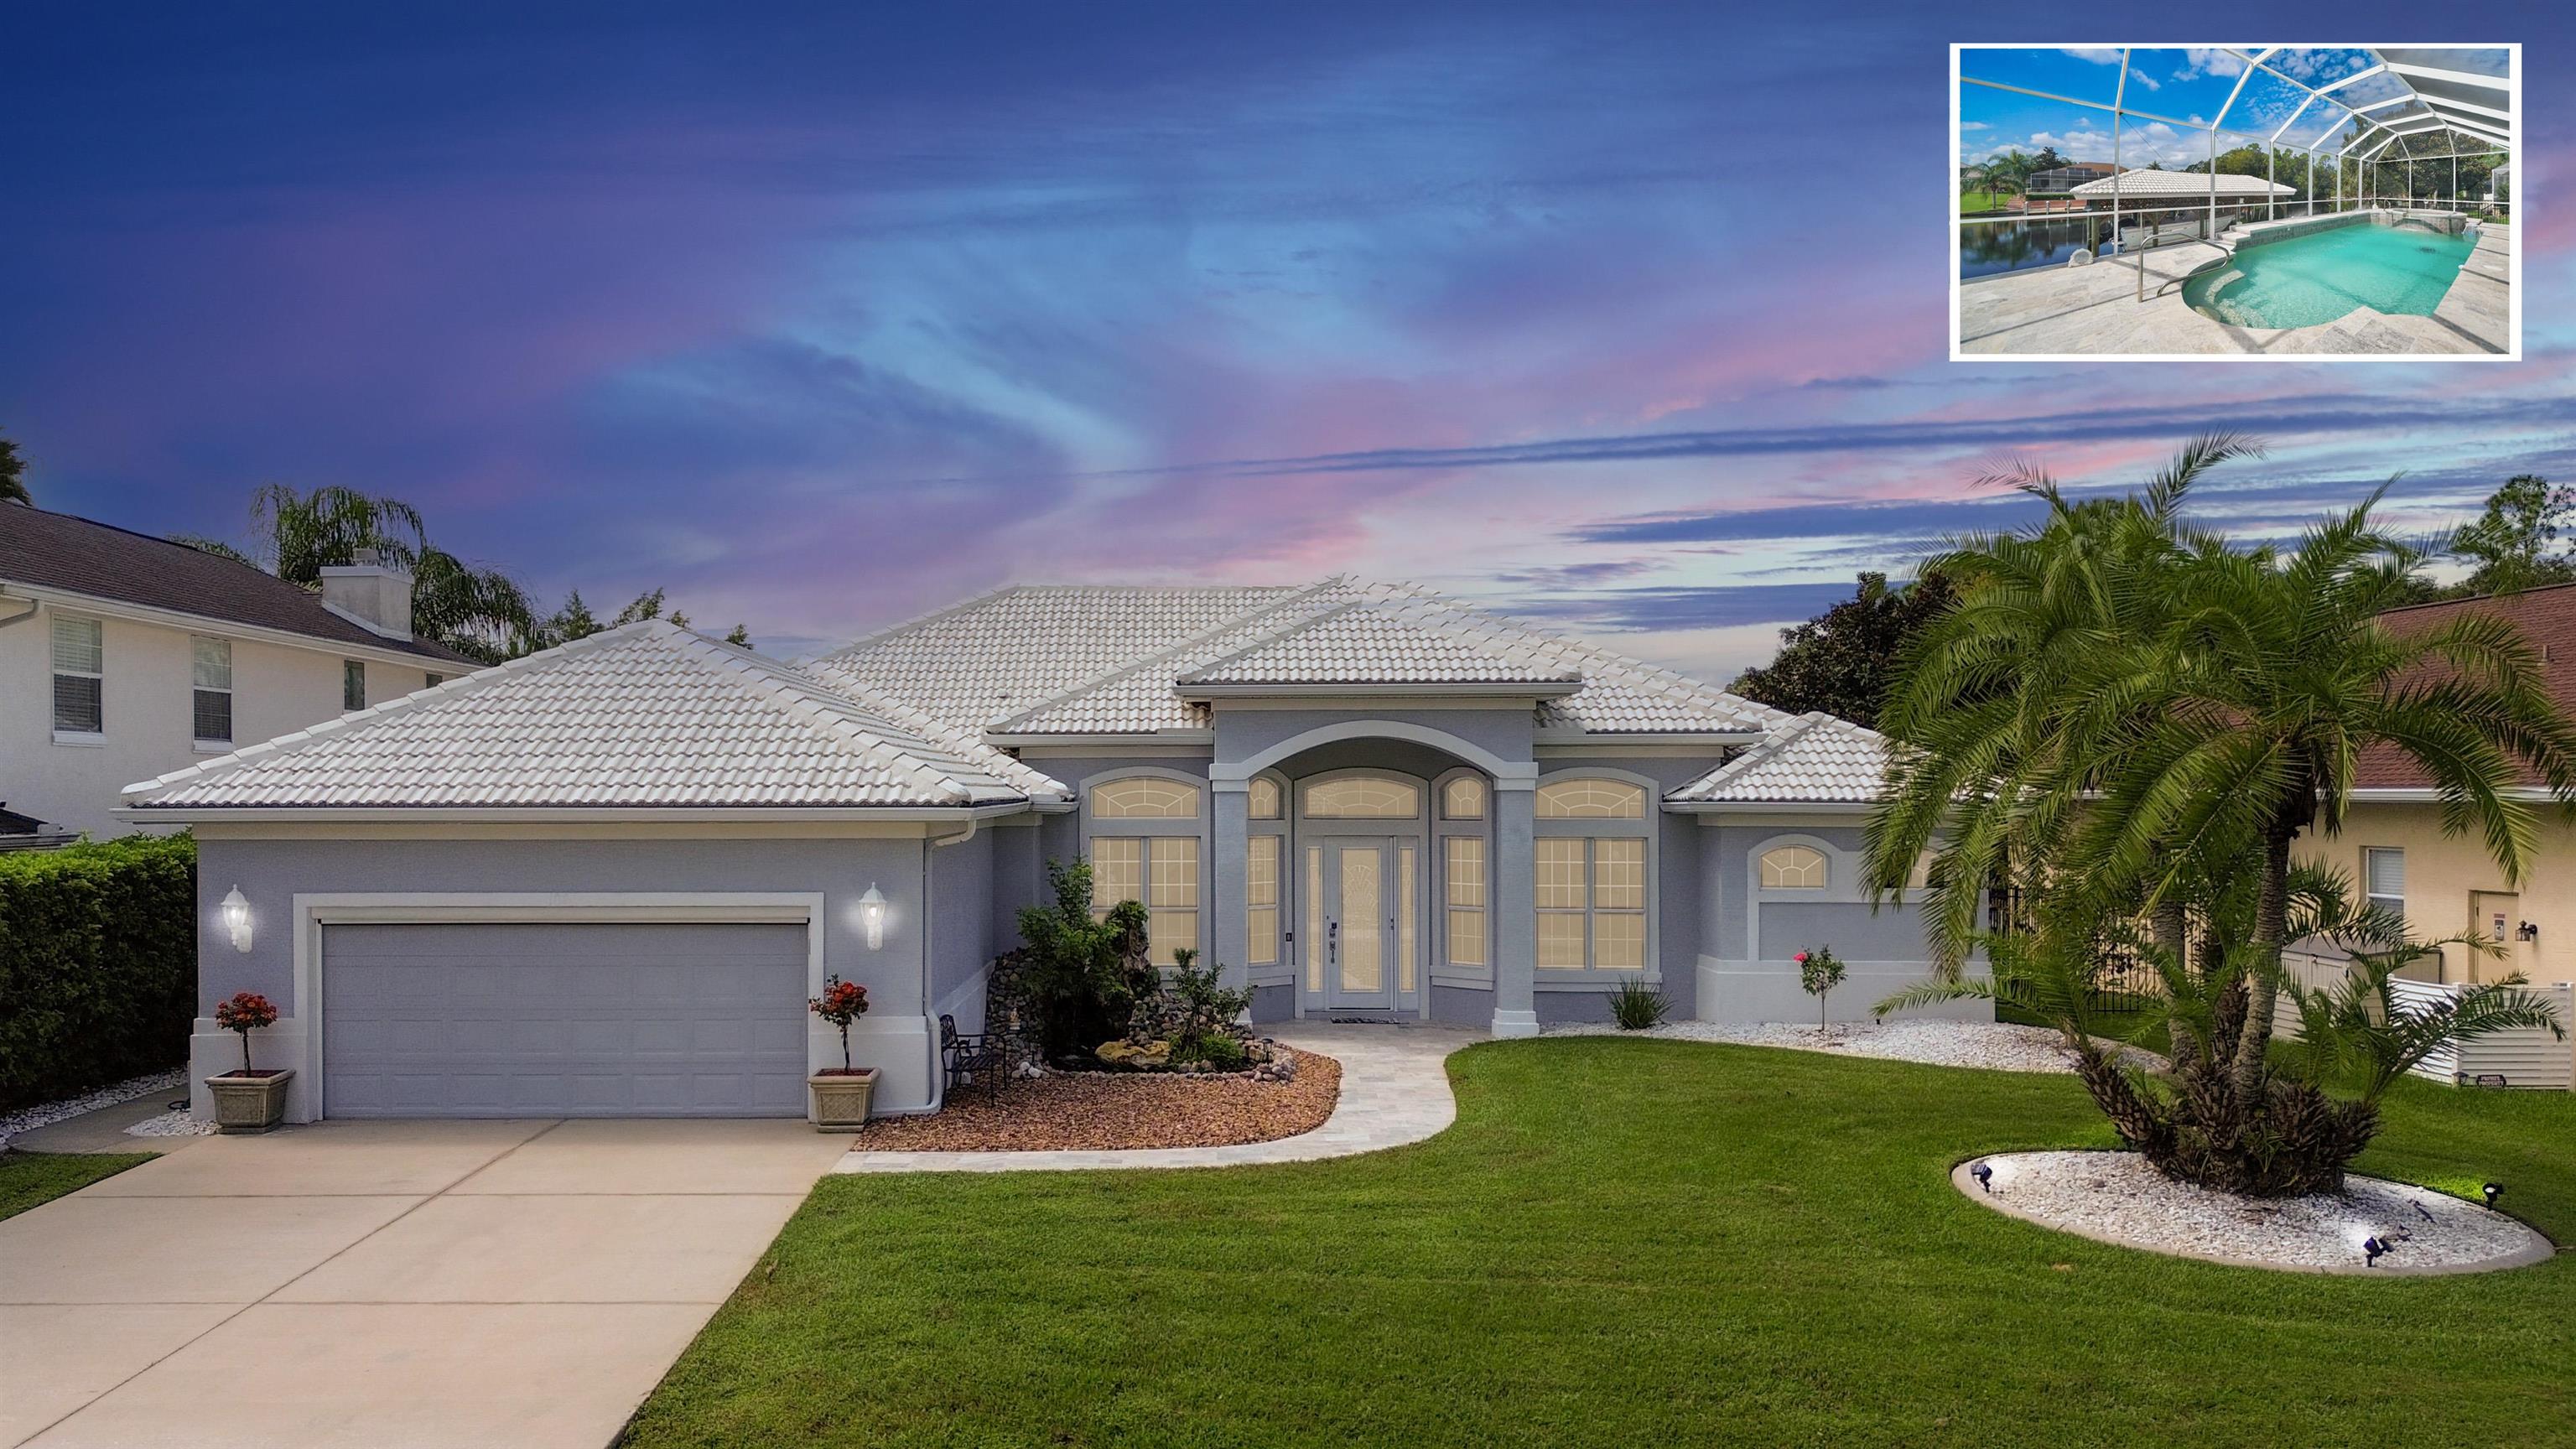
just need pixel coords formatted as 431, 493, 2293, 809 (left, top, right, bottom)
213, 991, 278, 1074
1795, 948, 1845, 1028
808, 974, 870, 1072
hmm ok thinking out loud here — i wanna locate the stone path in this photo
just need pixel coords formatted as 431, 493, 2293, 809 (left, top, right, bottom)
834, 1022, 1479, 1174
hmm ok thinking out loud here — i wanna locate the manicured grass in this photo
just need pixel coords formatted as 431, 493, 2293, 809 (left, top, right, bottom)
0, 1150, 155, 1222
621, 1041, 2576, 1448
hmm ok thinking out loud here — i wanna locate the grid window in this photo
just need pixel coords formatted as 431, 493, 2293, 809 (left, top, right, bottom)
51, 615, 104, 735
1092, 776, 1201, 819
1247, 835, 1280, 965
1442, 776, 1486, 819
1760, 845, 1828, 890
1535, 836, 1650, 970
1247, 776, 1282, 819
1089, 836, 1197, 965
1535, 778, 1645, 819
343, 659, 367, 711
1444, 837, 1488, 967
1302, 776, 1420, 818
191, 636, 233, 744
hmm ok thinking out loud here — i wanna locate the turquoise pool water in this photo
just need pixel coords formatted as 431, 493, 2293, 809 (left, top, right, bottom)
2185, 222, 2474, 329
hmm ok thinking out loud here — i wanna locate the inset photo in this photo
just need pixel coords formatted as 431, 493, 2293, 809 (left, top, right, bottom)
1953, 45, 2516, 360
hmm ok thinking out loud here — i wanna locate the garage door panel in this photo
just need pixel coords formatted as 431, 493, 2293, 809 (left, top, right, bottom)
323, 922, 808, 1118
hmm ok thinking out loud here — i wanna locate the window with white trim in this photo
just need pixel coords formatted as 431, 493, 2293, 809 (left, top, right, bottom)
191, 636, 233, 745
342, 659, 367, 711
2364, 848, 2405, 917
1759, 845, 1828, 890
1533, 776, 1651, 971
51, 615, 104, 735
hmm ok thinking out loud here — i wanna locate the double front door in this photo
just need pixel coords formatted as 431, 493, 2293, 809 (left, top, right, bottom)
1308, 837, 1418, 1012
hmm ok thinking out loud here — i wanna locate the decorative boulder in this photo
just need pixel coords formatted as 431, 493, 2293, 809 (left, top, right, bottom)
1096, 1039, 1171, 1069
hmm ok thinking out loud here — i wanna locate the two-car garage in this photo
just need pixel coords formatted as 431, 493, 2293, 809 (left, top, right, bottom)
319, 919, 811, 1118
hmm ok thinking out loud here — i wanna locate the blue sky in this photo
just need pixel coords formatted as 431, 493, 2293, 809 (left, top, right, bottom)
3, 3, 2568, 675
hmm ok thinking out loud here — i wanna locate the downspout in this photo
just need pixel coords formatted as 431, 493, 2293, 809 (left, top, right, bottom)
0, 593, 40, 631
920, 816, 979, 1112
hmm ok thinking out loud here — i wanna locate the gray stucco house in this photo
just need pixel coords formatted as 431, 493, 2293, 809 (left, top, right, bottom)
122, 580, 1979, 1124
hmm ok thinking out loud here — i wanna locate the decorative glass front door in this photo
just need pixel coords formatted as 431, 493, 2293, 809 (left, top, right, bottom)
1308, 838, 1415, 1010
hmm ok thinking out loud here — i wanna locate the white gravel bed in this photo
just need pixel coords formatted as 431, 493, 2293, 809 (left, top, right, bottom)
1958, 1150, 2553, 1275
1545, 1018, 2136, 1075
0, 1068, 189, 1150
125, 1110, 219, 1139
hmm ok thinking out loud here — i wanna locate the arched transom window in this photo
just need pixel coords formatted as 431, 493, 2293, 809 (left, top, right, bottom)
1441, 776, 1486, 819
1535, 778, 1645, 819
1302, 776, 1420, 818
1759, 845, 1828, 890
1091, 777, 1201, 819
1247, 776, 1283, 819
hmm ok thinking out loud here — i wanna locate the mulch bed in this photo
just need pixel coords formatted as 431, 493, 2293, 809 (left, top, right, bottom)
852, 1048, 1341, 1152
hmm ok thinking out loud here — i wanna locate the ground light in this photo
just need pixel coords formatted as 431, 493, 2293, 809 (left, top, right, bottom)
2484, 1182, 2503, 1208
1971, 1161, 1993, 1193
2363, 1234, 2393, 1267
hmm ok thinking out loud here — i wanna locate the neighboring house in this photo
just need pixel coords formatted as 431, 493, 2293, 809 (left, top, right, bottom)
2026, 162, 2119, 194
2297, 584, 2576, 987
2068, 170, 2296, 206
2, 504, 471, 837
122, 580, 1973, 1125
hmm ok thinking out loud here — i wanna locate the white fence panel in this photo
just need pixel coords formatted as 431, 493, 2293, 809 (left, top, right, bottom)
2274, 953, 2573, 1091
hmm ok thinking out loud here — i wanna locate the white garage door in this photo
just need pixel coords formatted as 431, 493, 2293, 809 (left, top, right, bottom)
321, 921, 809, 1118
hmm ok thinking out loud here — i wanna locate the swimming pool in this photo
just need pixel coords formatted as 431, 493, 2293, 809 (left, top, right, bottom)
2184, 221, 2474, 330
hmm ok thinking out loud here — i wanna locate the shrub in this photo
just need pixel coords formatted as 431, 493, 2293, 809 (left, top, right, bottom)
1009, 859, 1155, 1062
1607, 976, 1668, 1031
1796, 947, 1845, 1027
1188, 1034, 1250, 1072
1156, 947, 1254, 1065
0, 833, 197, 1109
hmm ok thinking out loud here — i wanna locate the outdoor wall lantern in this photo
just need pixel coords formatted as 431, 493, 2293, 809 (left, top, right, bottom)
2516, 920, 2539, 943
220, 886, 253, 953
858, 884, 886, 950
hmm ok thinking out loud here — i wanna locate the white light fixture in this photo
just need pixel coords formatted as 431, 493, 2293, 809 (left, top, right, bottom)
858, 884, 886, 950
220, 886, 253, 953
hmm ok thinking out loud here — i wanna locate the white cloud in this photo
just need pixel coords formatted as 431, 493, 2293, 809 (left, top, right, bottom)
2061, 48, 2122, 65
1961, 120, 1990, 132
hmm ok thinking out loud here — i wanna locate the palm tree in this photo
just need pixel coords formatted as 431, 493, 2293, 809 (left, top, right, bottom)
1868, 435, 2576, 1193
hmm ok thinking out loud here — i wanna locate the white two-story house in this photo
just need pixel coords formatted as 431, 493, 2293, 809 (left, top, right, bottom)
2, 501, 471, 839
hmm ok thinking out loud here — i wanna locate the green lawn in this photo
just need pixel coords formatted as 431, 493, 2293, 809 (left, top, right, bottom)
0, 1150, 155, 1222
621, 1041, 2575, 1449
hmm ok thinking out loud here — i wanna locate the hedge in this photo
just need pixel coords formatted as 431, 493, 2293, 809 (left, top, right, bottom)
0, 832, 198, 1110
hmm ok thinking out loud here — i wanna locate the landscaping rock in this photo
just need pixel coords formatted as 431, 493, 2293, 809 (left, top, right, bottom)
1956, 1150, 2554, 1275
854, 1047, 1340, 1151
1543, 1019, 2153, 1075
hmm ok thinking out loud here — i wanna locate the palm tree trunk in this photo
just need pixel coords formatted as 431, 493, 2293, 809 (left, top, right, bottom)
2230, 823, 2296, 1096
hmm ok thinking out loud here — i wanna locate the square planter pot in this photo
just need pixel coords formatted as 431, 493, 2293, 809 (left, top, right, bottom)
808, 1069, 879, 1130
205, 1069, 294, 1134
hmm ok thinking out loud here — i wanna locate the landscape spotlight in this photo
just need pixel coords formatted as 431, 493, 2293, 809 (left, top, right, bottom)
1971, 1161, 1993, 1193
2483, 1182, 2503, 1208
2362, 1235, 2391, 1267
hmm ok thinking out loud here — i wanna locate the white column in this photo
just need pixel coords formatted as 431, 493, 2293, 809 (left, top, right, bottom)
1490, 779, 1539, 1038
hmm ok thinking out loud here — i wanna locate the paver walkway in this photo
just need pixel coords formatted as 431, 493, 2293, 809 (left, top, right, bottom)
835, 1021, 1481, 1173
0, 1119, 848, 1449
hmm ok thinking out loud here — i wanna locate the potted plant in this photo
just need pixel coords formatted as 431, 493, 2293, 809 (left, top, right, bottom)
807, 974, 877, 1129
1795, 947, 1845, 1030
206, 990, 293, 1132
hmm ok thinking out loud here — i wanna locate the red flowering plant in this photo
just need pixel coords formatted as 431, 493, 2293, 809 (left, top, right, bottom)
213, 991, 280, 1076
808, 974, 870, 1074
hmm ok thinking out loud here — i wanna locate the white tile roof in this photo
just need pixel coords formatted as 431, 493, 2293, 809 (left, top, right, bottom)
2069, 171, 2295, 198
805, 584, 1308, 730
124, 621, 1063, 812
850, 579, 1786, 739
1670, 712, 1889, 804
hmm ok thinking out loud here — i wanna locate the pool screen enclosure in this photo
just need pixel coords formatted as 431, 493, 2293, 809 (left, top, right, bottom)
1958, 47, 2514, 287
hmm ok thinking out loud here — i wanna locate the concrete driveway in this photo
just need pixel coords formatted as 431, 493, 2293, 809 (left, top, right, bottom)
0, 1119, 849, 1448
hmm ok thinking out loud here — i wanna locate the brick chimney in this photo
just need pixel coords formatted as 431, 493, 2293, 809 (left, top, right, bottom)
318, 548, 415, 641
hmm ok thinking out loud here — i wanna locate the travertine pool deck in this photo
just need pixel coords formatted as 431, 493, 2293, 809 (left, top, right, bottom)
834, 1021, 1478, 1173
1960, 219, 2511, 356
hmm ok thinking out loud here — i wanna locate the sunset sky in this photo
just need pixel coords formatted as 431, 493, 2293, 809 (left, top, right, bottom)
4, 3, 2565, 675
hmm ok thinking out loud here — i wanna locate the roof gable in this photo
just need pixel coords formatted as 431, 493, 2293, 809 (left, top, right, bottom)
124, 621, 1056, 812
1671, 712, 1889, 804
